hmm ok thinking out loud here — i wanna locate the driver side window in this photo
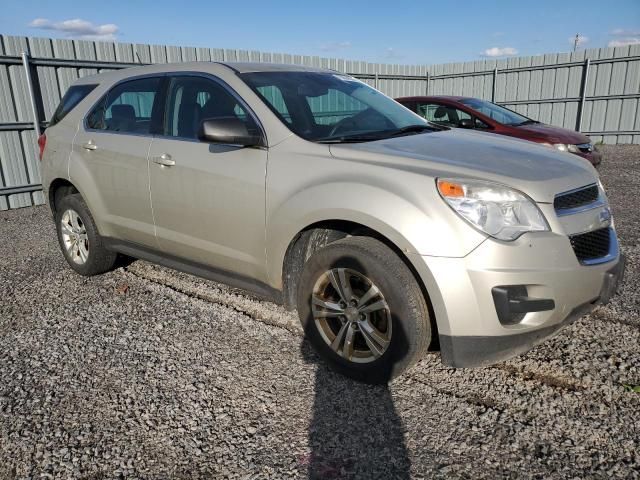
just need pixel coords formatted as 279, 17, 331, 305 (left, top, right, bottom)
165, 76, 258, 140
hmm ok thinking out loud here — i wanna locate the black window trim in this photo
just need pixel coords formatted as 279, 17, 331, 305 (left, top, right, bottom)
83, 71, 267, 146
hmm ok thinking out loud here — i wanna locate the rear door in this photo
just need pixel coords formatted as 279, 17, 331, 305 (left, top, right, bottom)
70, 76, 164, 247
148, 74, 268, 281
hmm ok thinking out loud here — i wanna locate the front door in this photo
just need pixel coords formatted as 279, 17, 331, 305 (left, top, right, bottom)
71, 76, 164, 247
148, 75, 268, 282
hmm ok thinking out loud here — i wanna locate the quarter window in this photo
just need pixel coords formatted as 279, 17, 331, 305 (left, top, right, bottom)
86, 77, 162, 134
165, 76, 257, 140
50, 84, 97, 127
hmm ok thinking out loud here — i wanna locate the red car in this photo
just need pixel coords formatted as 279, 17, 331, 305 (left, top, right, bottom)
396, 96, 602, 166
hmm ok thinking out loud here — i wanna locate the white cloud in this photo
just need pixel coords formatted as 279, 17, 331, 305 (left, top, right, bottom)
568, 34, 589, 48
28, 18, 119, 41
481, 47, 518, 57
611, 28, 640, 36
319, 41, 352, 52
383, 47, 404, 60
608, 37, 640, 47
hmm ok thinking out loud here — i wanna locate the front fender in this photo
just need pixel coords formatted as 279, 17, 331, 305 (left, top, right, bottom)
265, 181, 486, 288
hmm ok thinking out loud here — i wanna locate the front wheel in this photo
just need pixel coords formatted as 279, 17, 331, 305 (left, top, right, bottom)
297, 236, 431, 383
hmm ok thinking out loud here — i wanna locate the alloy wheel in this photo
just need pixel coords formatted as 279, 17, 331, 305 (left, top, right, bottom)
60, 209, 89, 265
312, 268, 392, 363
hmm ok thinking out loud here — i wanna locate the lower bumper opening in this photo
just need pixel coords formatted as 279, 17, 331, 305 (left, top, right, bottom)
491, 285, 555, 326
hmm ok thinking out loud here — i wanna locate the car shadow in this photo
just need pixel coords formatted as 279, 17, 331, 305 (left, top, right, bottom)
299, 254, 411, 479
300, 344, 411, 479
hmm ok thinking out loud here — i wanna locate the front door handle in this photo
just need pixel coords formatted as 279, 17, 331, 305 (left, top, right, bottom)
82, 141, 97, 151
152, 153, 175, 167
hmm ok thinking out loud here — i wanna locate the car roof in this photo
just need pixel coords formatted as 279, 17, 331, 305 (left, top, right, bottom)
396, 95, 472, 102
73, 61, 336, 86
221, 62, 333, 74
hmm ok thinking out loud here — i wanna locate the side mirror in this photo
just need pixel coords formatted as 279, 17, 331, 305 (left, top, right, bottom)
198, 117, 264, 147
459, 118, 474, 129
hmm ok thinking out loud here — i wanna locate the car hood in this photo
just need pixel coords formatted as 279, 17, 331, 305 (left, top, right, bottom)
328, 129, 597, 203
511, 123, 591, 144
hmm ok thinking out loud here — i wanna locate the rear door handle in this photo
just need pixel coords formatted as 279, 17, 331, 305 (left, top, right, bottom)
152, 153, 175, 167
82, 141, 97, 151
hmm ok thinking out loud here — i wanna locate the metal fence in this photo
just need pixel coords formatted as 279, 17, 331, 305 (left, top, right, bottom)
1, 34, 639, 209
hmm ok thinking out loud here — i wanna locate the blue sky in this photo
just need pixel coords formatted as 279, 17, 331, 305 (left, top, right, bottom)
1, 0, 639, 64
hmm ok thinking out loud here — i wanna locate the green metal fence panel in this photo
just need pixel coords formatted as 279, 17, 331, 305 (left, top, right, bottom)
1, 33, 639, 209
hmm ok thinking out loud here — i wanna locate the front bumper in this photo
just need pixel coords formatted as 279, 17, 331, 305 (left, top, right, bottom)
576, 149, 602, 167
410, 231, 624, 368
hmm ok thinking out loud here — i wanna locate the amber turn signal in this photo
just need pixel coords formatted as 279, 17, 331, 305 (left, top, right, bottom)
437, 180, 464, 198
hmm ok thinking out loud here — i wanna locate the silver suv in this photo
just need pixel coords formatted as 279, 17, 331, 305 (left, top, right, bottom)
40, 62, 624, 383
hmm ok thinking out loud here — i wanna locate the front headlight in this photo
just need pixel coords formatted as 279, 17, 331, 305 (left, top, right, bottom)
437, 179, 550, 241
553, 143, 580, 153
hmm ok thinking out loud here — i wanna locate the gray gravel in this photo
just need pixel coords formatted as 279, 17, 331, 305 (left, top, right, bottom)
1, 145, 639, 479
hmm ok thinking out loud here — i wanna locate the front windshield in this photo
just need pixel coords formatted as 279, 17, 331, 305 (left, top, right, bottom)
459, 98, 532, 126
240, 71, 434, 142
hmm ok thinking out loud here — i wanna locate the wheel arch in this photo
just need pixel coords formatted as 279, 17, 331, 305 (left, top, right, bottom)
48, 178, 80, 216
279, 219, 439, 348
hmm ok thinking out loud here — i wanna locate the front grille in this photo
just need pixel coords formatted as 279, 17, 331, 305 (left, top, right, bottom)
554, 184, 599, 211
570, 227, 611, 262
576, 143, 594, 153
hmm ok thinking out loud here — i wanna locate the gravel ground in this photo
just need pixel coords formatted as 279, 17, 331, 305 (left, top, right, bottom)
1, 145, 639, 479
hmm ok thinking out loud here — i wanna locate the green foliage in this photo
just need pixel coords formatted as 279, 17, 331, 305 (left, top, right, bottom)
623, 384, 640, 393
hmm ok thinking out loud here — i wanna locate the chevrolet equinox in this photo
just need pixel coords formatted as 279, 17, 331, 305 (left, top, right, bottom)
40, 62, 625, 383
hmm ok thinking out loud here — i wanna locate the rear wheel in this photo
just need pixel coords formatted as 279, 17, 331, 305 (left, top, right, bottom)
297, 236, 431, 383
55, 194, 117, 276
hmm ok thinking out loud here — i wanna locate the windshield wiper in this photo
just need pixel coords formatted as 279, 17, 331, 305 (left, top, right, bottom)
317, 124, 438, 144
383, 124, 439, 138
516, 119, 539, 126
317, 134, 388, 144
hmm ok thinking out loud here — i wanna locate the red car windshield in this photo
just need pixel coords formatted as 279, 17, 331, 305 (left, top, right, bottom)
459, 98, 534, 126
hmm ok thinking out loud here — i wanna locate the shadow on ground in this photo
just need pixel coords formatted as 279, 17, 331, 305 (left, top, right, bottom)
301, 343, 410, 479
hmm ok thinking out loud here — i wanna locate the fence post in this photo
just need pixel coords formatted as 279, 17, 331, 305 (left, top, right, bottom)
374, 72, 379, 90
492, 67, 498, 102
21, 52, 42, 137
575, 58, 591, 132
425, 71, 430, 95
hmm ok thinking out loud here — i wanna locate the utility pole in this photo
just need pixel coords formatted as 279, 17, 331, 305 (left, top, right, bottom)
573, 34, 580, 52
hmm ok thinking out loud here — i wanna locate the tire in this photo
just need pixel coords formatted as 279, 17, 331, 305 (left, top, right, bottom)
55, 193, 117, 276
297, 236, 431, 384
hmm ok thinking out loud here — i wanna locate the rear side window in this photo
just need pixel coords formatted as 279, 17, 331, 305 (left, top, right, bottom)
86, 77, 162, 134
49, 84, 97, 127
